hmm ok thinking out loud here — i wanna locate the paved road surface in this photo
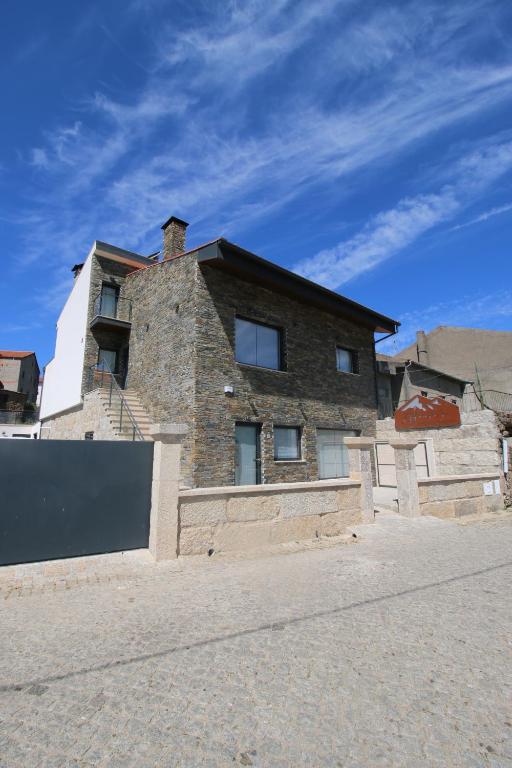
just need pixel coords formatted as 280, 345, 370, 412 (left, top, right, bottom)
1, 512, 511, 767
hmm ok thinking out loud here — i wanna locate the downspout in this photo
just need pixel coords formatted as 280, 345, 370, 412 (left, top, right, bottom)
373, 324, 399, 416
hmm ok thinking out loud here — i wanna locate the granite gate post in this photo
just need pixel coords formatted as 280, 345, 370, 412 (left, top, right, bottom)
149, 423, 188, 561
389, 438, 420, 518
345, 436, 375, 523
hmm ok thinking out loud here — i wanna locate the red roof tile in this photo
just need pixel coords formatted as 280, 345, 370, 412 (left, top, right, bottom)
0, 351, 34, 359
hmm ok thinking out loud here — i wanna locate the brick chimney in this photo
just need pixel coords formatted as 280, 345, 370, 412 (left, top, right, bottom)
161, 216, 188, 260
416, 330, 429, 365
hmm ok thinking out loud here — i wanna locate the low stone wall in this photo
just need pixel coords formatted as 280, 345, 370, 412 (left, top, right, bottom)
40, 390, 118, 440
377, 410, 502, 478
178, 479, 363, 555
418, 473, 503, 519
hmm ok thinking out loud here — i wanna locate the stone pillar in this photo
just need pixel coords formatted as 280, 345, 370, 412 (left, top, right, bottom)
149, 423, 188, 561
389, 438, 420, 518
344, 436, 375, 523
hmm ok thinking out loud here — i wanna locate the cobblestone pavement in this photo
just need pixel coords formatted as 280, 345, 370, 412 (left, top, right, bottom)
1, 512, 512, 767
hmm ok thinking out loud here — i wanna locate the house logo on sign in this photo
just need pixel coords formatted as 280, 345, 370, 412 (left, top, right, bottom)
395, 395, 461, 431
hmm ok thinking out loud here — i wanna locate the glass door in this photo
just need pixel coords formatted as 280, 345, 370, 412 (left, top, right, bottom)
235, 423, 261, 485
100, 285, 119, 318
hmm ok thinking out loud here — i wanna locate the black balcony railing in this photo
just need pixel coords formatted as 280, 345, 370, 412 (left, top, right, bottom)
0, 409, 39, 425
93, 293, 132, 323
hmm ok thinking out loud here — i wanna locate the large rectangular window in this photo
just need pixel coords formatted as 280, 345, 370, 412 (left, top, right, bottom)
235, 317, 282, 370
274, 426, 301, 460
317, 429, 357, 479
336, 347, 358, 373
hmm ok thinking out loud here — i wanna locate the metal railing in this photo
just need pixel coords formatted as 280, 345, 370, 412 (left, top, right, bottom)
93, 293, 132, 323
0, 409, 39, 425
86, 363, 144, 441
463, 388, 512, 414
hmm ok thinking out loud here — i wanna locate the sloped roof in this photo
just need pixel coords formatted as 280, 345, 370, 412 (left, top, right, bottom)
0, 351, 34, 360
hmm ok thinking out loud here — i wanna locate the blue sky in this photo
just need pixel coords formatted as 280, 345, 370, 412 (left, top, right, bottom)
1, 0, 512, 368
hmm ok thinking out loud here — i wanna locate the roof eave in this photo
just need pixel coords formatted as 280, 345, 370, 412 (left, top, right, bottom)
196, 239, 399, 334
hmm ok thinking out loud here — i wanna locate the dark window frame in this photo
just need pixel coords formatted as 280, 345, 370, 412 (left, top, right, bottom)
235, 315, 285, 372
274, 425, 302, 461
335, 345, 359, 374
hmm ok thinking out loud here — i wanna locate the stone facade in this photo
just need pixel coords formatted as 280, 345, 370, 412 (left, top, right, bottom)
376, 409, 502, 478
418, 474, 504, 518
178, 479, 363, 555
125, 254, 197, 486
40, 390, 119, 440
125, 254, 379, 489
81, 255, 133, 394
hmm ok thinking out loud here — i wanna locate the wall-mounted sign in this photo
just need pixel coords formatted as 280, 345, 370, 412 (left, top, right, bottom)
395, 395, 461, 431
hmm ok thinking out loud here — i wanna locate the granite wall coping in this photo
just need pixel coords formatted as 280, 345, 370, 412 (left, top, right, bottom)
418, 472, 500, 485
180, 478, 361, 499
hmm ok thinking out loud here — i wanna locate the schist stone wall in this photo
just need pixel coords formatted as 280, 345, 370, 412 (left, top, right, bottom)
194, 265, 377, 487
125, 254, 196, 486
125, 254, 379, 489
81, 255, 133, 394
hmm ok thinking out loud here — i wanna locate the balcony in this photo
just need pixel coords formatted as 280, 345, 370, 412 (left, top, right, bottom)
0, 409, 39, 425
90, 293, 132, 332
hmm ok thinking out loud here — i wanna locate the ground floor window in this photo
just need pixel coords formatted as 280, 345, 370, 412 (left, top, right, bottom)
274, 426, 301, 460
317, 428, 357, 479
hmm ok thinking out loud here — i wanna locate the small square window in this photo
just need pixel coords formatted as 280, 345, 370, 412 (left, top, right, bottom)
336, 347, 358, 373
274, 426, 301, 460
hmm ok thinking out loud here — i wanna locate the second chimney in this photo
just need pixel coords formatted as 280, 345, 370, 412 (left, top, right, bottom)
161, 216, 188, 260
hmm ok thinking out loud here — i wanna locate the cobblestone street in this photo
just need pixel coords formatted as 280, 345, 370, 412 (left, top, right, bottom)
1, 512, 511, 767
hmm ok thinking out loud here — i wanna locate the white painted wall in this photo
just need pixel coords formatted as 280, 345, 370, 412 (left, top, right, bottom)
40, 251, 93, 420
0, 422, 39, 439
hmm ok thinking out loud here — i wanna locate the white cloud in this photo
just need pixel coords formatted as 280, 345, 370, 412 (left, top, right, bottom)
15, 0, 512, 289
29, 148, 49, 169
294, 140, 512, 288
453, 201, 512, 230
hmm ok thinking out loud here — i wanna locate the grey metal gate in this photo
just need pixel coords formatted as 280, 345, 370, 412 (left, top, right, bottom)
0, 440, 154, 566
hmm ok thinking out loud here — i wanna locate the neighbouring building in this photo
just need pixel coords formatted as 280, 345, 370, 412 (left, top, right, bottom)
0, 351, 39, 404
0, 351, 40, 438
40, 217, 399, 488
376, 354, 470, 419
394, 327, 512, 407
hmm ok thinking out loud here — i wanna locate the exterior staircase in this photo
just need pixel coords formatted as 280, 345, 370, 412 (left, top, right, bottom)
98, 388, 153, 441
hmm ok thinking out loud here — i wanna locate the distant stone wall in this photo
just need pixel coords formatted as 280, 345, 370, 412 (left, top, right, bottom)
419, 473, 503, 518
178, 479, 363, 555
40, 390, 119, 440
376, 410, 502, 478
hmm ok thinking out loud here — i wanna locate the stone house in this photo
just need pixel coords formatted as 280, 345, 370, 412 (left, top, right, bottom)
0, 351, 39, 404
375, 354, 470, 419
40, 217, 399, 488
395, 327, 512, 403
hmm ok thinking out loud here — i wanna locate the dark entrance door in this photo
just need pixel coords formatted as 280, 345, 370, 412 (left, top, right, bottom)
0, 439, 154, 566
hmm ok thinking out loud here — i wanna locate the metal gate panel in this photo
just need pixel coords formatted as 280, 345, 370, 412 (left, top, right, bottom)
0, 440, 154, 566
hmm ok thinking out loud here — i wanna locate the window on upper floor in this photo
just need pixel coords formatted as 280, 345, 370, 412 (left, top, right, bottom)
274, 426, 301, 461
336, 347, 359, 374
235, 317, 282, 371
